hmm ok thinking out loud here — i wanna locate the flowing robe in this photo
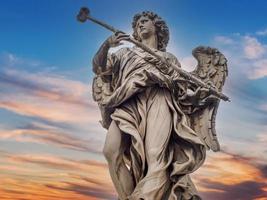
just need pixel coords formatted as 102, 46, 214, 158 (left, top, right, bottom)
94, 47, 206, 200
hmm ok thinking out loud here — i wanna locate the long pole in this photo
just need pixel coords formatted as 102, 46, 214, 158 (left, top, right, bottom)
77, 7, 230, 102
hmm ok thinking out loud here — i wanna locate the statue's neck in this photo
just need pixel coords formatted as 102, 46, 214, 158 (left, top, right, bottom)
142, 35, 158, 50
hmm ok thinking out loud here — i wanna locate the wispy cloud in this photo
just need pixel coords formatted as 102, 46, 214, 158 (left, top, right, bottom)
0, 177, 113, 200
211, 33, 267, 129
0, 52, 56, 71
213, 34, 267, 80
0, 52, 112, 200
0, 150, 114, 200
4, 68, 90, 101
214, 35, 235, 45
256, 28, 267, 36
200, 180, 267, 200
0, 122, 102, 153
0, 63, 105, 146
193, 151, 267, 200
257, 132, 267, 143
210, 33, 267, 154
45, 182, 116, 200
249, 58, 267, 79
243, 36, 266, 60
6, 153, 107, 172
2, 148, 267, 200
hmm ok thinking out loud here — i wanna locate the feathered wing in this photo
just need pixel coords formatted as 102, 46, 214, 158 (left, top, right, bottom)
189, 46, 228, 152
92, 54, 118, 129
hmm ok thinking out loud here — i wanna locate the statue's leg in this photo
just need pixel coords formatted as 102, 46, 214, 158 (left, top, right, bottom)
145, 103, 172, 171
143, 92, 173, 199
103, 120, 134, 200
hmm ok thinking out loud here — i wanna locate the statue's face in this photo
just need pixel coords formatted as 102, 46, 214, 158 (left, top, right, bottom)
136, 16, 156, 40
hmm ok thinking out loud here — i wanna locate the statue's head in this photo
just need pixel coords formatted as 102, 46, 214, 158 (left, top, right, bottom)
132, 11, 169, 51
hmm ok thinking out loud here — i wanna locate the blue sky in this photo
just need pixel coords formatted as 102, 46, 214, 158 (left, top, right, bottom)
1, 0, 267, 67
0, 1, 267, 200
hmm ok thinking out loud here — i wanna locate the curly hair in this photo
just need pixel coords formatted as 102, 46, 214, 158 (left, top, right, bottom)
132, 11, 169, 52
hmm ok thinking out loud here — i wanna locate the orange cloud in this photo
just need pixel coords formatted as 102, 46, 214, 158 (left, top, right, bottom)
0, 67, 117, 199
0, 68, 100, 125
0, 98, 98, 124
0, 177, 109, 200
196, 152, 264, 186
0, 151, 115, 200
192, 151, 267, 199
254, 197, 267, 200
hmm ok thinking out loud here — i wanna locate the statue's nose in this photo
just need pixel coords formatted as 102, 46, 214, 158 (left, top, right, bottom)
139, 24, 144, 30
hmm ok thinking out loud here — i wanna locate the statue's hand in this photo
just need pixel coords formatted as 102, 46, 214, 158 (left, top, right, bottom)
189, 87, 219, 106
195, 87, 211, 99
105, 32, 130, 48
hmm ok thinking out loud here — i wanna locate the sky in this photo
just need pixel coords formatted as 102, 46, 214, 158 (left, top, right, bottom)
0, 0, 267, 199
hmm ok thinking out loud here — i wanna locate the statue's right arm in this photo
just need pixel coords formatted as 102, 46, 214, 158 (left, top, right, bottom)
92, 32, 130, 74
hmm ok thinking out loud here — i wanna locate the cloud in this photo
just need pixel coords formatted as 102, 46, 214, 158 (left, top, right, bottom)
257, 132, 267, 145
19, 148, 263, 200
0, 52, 20, 66
195, 151, 265, 185
0, 150, 114, 200
69, 173, 107, 186
0, 122, 102, 153
214, 36, 235, 45
259, 165, 267, 178
210, 33, 267, 146
180, 56, 197, 71
0, 54, 106, 160
211, 33, 267, 127
0, 52, 55, 70
0, 99, 94, 124
0, 177, 111, 200
2, 141, 267, 200
213, 34, 267, 80
46, 183, 116, 200
0, 150, 107, 176
199, 180, 267, 200
248, 59, 267, 79
0, 68, 102, 126
243, 36, 266, 59
6, 153, 107, 171
193, 151, 267, 200
0, 68, 96, 108
256, 28, 267, 36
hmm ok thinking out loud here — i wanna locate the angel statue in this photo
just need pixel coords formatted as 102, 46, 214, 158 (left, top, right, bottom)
89, 10, 228, 200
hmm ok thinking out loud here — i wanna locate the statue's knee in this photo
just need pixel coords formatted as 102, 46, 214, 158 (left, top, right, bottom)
103, 144, 111, 161
103, 144, 119, 162
146, 148, 159, 161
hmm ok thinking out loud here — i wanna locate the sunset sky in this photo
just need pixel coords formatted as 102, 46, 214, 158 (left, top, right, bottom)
0, 0, 267, 199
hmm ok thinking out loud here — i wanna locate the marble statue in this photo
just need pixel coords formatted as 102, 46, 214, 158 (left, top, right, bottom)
78, 8, 228, 200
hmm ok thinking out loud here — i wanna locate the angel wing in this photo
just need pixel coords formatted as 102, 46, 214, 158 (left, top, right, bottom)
92, 62, 115, 129
92, 75, 113, 129
189, 46, 228, 152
